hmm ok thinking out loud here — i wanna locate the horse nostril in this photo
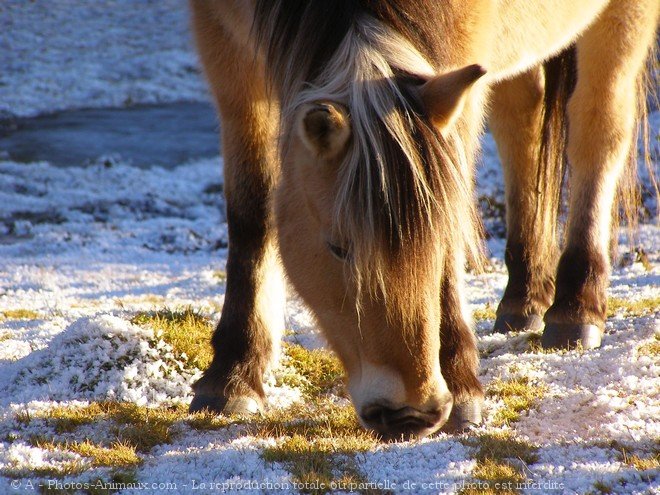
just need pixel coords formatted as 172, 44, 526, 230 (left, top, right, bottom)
361, 404, 387, 425
360, 403, 448, 440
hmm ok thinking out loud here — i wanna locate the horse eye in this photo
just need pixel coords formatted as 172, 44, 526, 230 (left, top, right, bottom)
327, 242, 349, 261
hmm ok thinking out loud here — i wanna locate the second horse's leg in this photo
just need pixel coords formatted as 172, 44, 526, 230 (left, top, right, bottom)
489, 66, 558, 333
543, 0, 658, 348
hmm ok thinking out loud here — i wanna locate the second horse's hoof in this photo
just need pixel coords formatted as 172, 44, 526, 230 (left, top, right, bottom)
493, 313, 543, 334
541, 323, 602, 350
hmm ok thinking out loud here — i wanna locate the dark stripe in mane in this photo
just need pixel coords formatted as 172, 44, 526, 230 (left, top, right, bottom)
254, 0, 446, 89
362, 1, 444, 60
254, 1, 359, 89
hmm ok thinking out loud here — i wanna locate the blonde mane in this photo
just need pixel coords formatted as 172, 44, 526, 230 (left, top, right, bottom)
270, 15, 483, 322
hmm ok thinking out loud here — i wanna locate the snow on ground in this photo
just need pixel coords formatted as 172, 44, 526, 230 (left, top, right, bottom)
0, 157, 657, 494
1, 1, 658, 494
0, 0, 207, 118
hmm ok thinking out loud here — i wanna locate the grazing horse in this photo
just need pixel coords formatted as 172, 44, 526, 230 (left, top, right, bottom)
188, 0, 658, 439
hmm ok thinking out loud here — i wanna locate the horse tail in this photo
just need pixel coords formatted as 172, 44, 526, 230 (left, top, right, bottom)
539, 42, 658, 257
624, 41, 659, 240
536, 46, 576, 251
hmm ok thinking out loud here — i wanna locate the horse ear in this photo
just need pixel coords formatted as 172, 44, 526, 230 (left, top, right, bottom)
298, 102, 350, 158
420, 64, 486, 132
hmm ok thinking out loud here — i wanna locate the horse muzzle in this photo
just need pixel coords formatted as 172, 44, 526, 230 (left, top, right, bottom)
360, 395, 453, 441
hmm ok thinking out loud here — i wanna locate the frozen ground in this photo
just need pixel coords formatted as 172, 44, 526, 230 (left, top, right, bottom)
0, 1, 658, 494
0, 151, 658, 495
0, 0, 206, 118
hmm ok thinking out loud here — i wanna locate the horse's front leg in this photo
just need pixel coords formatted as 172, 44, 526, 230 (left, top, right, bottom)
439, 252, 483, 433
543, 0, 658, 349
189, 5, 284, 414
488, 66, 559, 334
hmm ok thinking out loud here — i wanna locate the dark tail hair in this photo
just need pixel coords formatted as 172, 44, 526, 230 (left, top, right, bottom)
539, 42, 659, 258
537, 46, 576, 247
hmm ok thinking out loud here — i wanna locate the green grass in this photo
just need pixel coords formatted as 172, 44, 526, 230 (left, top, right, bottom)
468, 459, 525, 494
82, 470, 140, 495
262, 435, 369, 494
13, 401, 232, 486
19, 377, 372, 491
12, 320, 370, 491
487, 377, 547, 427
184, 411, 234, 431
37, 470, 140, 495
131, 307, 214, 370
466, 431, 539, 465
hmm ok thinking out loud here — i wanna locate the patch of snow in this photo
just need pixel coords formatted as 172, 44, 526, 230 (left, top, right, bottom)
3, 315, 198, 407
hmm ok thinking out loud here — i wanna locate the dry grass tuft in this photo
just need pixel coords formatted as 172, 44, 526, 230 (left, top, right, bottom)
460, 431, 538, 495
33, 438, 141, 468
622, 452, 660, 471
2, 462, 87, 480
473, 304, 497, 322
487, 377, 547, 427
524, 332, 545, 354
607, 297, 659, 318
27, 401, 186, 452
636, 335, 660, 357
280, 343, 344, 397
592, 480, 613, 494
131, 307, 214, 370
258, 347, 377, 494
262, 435, 372, 494
615, 443, 660, 474
1, 309, 40, 320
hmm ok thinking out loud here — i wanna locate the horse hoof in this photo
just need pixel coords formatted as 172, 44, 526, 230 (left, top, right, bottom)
189, 394, 227, 414
223, 396, 263, 415
189, 394, 262, 415
441, 398, 482, 434
493, 313, 543, 334
541, 323, 602, 350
